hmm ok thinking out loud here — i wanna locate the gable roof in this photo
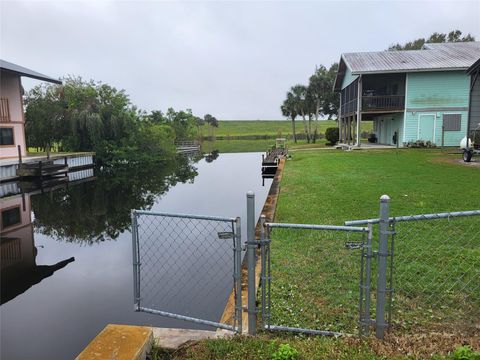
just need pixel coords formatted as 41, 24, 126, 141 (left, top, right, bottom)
0, 59, 62, 84
334, 42, 480, 91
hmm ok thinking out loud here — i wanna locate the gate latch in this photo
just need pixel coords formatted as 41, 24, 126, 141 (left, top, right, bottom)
218, 232, 234, 239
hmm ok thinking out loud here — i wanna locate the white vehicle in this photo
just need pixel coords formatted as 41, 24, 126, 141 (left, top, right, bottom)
461, 123, 480, 162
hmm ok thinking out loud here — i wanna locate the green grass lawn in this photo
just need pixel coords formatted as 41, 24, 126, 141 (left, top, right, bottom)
268, 149, 479, 337
198, 120, 372, 137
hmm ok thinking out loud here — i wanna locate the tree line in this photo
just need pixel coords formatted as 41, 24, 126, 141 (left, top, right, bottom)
25, 76, 218, 166
281, 64, 339, 143
388, 29, 475, 50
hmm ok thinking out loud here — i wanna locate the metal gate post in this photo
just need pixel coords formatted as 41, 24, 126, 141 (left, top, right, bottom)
376, 195, 390, 339
246, 191, 257, 335
260, 215, 267, 326
131, 210, 140, 310
234, 217, 243, 334
364, 223, 373, 335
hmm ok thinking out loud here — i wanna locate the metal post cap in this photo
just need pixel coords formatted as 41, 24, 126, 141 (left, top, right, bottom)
380, 195, 391, 202
247, 191, 255, 197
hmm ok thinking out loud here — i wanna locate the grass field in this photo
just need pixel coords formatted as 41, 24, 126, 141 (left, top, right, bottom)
199, 120, 372, 137
199, 120, 337, 137
154, 149, 479, 359
198, 120, 373, 153
270, 149, 479, 335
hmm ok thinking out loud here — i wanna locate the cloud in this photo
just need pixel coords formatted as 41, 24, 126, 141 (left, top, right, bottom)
1, 0, 479, 119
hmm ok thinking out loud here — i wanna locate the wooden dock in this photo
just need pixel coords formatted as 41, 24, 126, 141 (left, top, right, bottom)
176, 141, 200, 153
261, 148, 288, 176
17, 160, 68, 179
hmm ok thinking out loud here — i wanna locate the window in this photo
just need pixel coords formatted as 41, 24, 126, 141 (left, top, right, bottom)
1, 207, 21, 229
443, 114, 461, 131
0, 127, 14, 145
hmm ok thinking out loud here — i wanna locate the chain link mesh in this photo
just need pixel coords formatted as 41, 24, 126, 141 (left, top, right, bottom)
133, 212, 238, 328
389, 214, 480, 335
264, 226, 367, 334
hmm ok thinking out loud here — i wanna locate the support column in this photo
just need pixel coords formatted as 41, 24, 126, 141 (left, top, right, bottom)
356, 75, 362, 147
347, 117, 350, 144
338, 93, 343, 144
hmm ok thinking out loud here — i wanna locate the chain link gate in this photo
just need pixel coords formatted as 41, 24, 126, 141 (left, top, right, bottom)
131, 210, 243, 333
258, 218, 371, 336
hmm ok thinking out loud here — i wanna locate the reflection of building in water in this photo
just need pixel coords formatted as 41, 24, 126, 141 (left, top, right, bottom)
0, 176, 91, 304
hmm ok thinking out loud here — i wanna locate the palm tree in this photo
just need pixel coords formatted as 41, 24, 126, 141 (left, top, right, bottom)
290, 84, 311, 142
281, 92, 298, 143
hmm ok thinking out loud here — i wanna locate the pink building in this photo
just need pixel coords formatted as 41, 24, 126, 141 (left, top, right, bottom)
0, 60, 61, 159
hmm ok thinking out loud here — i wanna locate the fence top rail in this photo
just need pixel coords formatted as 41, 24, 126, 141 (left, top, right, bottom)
133, 209, 237, 223
265, 222, 369, 233
344, 209, 480, 226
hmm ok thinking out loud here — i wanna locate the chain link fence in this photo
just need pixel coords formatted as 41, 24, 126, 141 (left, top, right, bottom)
346, 209, 480, 338
261, 222, 370, 335
132, 210, 242, 332
390, 213, 480, 335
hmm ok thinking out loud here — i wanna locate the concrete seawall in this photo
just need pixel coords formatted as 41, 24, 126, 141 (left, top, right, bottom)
219, 157, 286, 332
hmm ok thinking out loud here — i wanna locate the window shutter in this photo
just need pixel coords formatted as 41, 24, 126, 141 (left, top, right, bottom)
443, 114, 461, 131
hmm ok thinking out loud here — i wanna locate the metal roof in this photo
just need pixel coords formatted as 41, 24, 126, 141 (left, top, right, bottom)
467, 57, 480, 75
334, 42, 480, 91
0, 59, 62, 84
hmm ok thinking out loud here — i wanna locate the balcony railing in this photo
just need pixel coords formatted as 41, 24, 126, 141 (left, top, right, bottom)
362, 95, 405, 112
0, 98, 11, 122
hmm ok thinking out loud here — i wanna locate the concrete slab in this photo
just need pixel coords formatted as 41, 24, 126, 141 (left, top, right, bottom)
75, 324, 152, 360
151, 327, 231, 350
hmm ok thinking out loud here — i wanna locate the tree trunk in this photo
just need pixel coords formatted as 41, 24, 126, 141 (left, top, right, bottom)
291, 116, 297, 143
301, 112, 310, 143
308, 115, 313, 144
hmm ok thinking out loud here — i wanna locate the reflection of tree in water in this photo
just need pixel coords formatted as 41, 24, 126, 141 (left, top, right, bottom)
205, 150, 219, 163
31, 156, 198, 244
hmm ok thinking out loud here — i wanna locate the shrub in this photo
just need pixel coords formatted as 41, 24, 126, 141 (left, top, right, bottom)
325, 127, 339, 145
450, 346, 480, 360
405, 140, 437, 148
272, 343, 299, 360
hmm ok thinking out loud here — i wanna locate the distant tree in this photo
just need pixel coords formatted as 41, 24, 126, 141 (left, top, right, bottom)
290, 84, 311, 142
388, 29, 475, 50
149, 110, 166, 124
323, 63, 340, 119
204, 114, 219, 127
281, 92, 298, 143
308, 65, 330, 142
165, 108, 197, 141
24, 83, 65, 152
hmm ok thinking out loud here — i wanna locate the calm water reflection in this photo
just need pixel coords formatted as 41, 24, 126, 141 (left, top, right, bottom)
0, 152, 271, 360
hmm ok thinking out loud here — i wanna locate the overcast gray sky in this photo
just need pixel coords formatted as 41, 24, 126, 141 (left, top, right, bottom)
1, 1, 479, 119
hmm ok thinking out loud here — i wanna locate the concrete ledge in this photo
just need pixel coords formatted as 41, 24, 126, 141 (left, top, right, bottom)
75, 324, 153, 360
152, 328, 230, 350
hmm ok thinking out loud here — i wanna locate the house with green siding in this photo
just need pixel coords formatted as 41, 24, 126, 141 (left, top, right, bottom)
333, 42, 480, 147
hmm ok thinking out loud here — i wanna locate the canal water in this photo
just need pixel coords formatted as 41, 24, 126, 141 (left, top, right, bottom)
0, 152, 272, 360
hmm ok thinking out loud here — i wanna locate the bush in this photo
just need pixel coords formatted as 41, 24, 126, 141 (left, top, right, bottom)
450, 346, 480, 360
325, 127, 339, 145
405, 140, 437, 148
272, 343, 299, 360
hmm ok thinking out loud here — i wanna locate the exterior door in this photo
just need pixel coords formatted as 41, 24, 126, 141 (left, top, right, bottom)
418, 114, 435, 142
